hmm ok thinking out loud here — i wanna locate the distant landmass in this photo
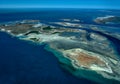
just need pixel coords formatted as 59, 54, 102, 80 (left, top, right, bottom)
94, 16, 120, 24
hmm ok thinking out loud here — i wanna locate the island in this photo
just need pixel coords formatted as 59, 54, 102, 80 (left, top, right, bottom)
94, 16, 120, 24
0, 20, 120, 84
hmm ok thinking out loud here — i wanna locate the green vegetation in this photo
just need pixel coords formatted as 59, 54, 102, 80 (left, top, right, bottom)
43, 26, 53, 30
30, 38, 39, 42
25, 31, 39, 35
52, 32, 60, 34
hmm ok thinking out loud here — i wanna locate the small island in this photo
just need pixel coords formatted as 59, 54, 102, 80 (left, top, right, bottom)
94, 16, 120, 24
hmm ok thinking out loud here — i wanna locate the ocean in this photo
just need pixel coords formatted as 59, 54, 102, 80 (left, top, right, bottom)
0, 8, 120, 84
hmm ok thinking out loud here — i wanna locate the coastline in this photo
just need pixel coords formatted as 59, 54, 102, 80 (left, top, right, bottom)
44, 44, 120, 84
0, 31, 119, 84
0, 19, 120, 84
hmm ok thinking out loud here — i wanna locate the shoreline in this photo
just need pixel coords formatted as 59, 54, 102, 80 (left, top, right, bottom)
0, 20, 120, 84
44, 44, 120, 84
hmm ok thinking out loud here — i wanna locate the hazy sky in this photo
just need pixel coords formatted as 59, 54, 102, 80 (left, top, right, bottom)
1, 0, 120, 9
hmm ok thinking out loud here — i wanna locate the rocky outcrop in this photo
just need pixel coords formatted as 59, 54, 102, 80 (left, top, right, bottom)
94, 16, 120, 24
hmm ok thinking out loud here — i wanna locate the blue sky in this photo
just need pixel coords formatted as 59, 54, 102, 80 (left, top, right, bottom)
1, 0, 120, 9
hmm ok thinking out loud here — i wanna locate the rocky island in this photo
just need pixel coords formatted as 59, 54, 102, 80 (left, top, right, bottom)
94, 16, 120, 24
0, 20, 120, 84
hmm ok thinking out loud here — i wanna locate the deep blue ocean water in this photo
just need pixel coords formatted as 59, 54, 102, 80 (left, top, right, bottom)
0, 32, 97, 84
0, 8, 120, 27
0, 8, 120, 84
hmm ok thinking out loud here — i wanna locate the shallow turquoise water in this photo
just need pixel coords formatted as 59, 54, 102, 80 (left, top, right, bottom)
45, 44, 120, 84
0, 32, 97, 84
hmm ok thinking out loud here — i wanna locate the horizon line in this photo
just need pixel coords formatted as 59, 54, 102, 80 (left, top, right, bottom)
0, 7, 120, 10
